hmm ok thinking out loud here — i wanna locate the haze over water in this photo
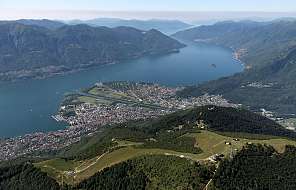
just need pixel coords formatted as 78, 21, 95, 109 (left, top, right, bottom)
0, 42, 243, 138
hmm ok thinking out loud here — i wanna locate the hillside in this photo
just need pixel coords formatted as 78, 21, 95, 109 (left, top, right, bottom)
59, 105, 295, 161
34, 106, 295, 187
174, 21, 296, 115
0, 22, 184, 81
75, 155, 213, 190
75, 145, 296, 190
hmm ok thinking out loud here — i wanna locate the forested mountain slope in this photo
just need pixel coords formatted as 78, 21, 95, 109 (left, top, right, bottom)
75, 155, 213, 190
213, 144, 296, 190
0, 22, 184, 81
173, 20, 296, 69
0, 163, 60, 190
175, 21, 296, 115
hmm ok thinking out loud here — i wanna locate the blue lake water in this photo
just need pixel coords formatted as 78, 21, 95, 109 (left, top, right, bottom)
0, 42, 243, 138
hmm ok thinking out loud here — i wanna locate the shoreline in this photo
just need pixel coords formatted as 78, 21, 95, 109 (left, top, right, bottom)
231, 48, 251, 70
0, 49, 183, 84
0, 43, 241, 140
192, 41, 248, 71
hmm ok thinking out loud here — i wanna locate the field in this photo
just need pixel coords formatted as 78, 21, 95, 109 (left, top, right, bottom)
77, 95, 112, 105
70, 84, 164, 109
88, 86, 135, 101
77, 96, 97, 105
190, 131, 296, 159
34, 159, 80, 184
35, 131, 296, 185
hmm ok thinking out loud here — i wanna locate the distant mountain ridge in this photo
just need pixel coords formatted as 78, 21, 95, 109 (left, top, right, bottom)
15, 19, 65, 29
66, 18, 192, 34
0, 19, 65, 30
0, 22, 185, 81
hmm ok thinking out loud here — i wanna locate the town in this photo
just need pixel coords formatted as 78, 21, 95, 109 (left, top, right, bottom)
0, 81, 239, 161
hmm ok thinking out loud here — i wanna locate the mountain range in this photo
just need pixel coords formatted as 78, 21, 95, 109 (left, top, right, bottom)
66, 18, 192, 34
0, 21, 184, 81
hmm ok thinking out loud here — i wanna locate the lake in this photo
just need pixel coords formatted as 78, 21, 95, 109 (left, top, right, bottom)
0, 42, 243, 138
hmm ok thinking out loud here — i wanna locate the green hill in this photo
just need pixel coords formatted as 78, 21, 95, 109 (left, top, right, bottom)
59, 106, 295, 161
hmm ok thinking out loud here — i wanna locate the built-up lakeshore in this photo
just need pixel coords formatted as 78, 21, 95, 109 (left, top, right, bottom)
0, 81, 239, 161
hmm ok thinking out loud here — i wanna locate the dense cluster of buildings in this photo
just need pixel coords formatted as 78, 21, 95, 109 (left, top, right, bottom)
110, 83, 238, 110
0, 125, 96, 161
65, 103, 169, 127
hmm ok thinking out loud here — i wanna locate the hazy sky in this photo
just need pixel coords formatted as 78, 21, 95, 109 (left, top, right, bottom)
1, 0, 296, 11
1, 0, 296, 20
